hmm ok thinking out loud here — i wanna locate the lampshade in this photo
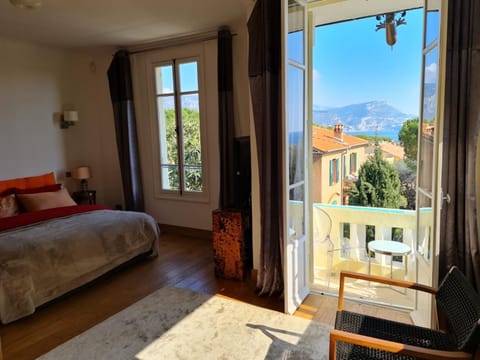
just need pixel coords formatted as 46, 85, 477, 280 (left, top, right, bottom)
63, 111, 79, 122
72, 166, 91, 180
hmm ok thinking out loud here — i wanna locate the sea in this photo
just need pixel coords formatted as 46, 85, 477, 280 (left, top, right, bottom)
288, 127, 402, 145
348, 128, 401, 141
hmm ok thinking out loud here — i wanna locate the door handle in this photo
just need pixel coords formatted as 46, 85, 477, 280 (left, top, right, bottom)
442, 192, 451, 205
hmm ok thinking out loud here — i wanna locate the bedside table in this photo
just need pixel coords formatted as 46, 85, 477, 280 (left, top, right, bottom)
72, 190, 96, 205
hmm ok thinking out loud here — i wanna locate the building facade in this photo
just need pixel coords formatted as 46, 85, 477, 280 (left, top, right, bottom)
312, 124, 369, 205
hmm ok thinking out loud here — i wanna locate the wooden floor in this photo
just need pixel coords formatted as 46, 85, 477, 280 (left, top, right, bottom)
0, 229, 411, 360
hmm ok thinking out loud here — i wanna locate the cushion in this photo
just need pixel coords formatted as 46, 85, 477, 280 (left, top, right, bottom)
2, 183, 63, 197
0, 172, 56, 195
0, 194, 20, 218
14, 184, 62, 195
16, 189, 76, 212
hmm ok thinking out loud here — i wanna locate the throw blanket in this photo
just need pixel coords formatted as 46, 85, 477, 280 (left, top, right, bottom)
0, 205, 109, 232
0, 208, 160, 323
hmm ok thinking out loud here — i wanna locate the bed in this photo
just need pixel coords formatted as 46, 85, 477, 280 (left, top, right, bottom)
0, 172, 160, 324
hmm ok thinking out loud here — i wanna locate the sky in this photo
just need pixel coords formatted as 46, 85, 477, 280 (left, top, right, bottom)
312, 8, 428, 116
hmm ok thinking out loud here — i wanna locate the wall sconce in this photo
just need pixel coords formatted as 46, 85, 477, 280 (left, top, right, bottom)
72, 166, 91, 192
60, 110, 79, 129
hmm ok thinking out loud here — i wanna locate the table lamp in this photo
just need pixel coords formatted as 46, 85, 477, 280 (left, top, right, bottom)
73, 166, 91, 192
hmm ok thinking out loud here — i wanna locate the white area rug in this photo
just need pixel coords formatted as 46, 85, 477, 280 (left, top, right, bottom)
38, 287, 331, 360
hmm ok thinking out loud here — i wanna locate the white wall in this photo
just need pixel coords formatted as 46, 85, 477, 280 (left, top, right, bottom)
61, 49, 123, 208
0, 37, 71, 181
0, 36, 122, 208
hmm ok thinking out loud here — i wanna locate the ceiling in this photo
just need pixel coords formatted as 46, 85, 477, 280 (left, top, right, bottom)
0, 0, 250, 49
0, 0, 426, 49
309, 0, 423, 26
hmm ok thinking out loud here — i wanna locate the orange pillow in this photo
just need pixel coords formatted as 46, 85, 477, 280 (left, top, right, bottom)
0, 172, 56, 195
16, 189, 76, 212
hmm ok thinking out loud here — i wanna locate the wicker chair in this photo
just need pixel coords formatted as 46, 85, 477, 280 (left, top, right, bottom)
329, 266, 480, 360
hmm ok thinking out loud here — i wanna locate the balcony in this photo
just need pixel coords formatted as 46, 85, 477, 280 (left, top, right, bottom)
311, 203, 418, 309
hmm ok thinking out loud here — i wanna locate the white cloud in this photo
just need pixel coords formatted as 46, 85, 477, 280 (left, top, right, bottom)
425, 62, 437, 83
312, 69, 320, 82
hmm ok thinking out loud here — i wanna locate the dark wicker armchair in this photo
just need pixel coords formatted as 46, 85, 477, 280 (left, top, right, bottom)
329, 266, 480, 360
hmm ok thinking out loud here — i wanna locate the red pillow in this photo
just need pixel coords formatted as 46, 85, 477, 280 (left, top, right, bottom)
1, 184, 62, 197
15, 184, 62, 194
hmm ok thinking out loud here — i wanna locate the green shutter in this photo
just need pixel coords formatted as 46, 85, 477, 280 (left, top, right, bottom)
343, 155, 346, 178
329, 160, 333, 186
336, 158, 340, 183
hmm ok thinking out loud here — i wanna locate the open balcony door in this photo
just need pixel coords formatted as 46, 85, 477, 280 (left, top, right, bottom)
412, 0, 448, 328
283, 0, 310, 314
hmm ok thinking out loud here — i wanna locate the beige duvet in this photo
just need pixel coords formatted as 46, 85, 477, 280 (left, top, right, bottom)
0, 209, 159, 324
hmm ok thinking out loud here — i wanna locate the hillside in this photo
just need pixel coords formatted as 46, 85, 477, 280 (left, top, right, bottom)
313, 101, 416, 135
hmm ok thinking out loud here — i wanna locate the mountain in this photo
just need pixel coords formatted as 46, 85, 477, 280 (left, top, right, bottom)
313, 101, 416, 135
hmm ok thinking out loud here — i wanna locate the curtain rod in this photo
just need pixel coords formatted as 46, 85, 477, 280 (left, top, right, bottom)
126, 31, 237, 55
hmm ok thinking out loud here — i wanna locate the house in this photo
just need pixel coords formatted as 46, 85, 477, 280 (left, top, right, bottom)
311, 124, 368, 204
378, 141, 405, 163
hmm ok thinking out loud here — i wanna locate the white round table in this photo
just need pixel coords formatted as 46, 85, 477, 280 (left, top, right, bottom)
368, 240, 411, 278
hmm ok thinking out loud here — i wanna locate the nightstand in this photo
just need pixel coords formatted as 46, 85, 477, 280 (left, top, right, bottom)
72, 190, 96, 205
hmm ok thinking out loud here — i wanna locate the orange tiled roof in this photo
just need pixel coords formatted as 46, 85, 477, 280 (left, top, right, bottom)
312, 126, 368, 153
379, 141, 405, 159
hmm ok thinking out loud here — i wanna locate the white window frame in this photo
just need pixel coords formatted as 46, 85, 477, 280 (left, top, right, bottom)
145, 46, 209, 203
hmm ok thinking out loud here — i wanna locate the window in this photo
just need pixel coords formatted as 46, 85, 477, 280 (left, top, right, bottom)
154, 59, 204, 196
350, 152, 358, 174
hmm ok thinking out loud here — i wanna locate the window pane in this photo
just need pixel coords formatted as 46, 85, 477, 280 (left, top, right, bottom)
181, 94, 203, 191
157, 96, 179, 190
161, 165, 179, 191
417, 192, 432, 261
289, 183, 305, 239
418, 47, 438, 193
422, 48, 438, 123
425, 1, 440, 47
184, 165, 203, 192
287, 65, 305, 185
179, 62, 198, 92
288, 2, 304, 64
155, 65, 174, 95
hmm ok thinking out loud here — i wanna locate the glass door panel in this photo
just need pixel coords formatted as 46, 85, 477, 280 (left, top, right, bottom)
284, 0, 309, 314
413, 0, 445, 328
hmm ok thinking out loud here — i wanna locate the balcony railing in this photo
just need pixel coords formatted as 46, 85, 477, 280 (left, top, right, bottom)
310, 203, 417, 307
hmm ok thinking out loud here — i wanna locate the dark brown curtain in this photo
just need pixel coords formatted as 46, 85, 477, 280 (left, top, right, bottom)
248, 0, 284, 296
218, 28, 237, 209
440, 0, 480, 291
107, 50, 145, 212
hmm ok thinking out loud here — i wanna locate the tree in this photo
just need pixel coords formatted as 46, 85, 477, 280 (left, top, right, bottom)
398, 118, 419, 161
349, 148, 406, 209
165, 108, 202, 191
394, 160, 416, 210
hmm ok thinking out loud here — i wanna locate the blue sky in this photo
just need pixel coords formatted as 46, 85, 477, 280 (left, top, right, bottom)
313, 8, 425, 116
